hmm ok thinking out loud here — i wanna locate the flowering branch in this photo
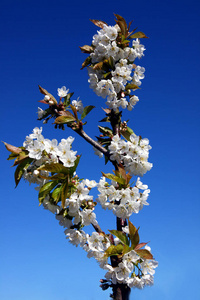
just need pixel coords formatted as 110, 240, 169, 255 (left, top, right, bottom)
4, 14, 158, 300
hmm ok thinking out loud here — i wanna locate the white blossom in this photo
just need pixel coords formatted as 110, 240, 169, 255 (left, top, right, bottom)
57, 86, 69, 98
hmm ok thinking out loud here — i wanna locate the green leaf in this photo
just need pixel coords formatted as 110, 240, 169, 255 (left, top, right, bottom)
81, 105, 95, 120
54, 113, 76, 125
104, 244, 124, 257
121, 39, 130, 44
128, 220, 137, 236
109, 230, 129, 246
120, 126, 135, 142
38, 181, 58, 203
122, 244, 132, 255
128, 220, 140, 249
63, 92, 74, 107
38, 163, 70, 174
99, 117, 110, 123
135, 249, 153, 259
129, 31, 148, 39
98, 126, 113, 136
125, 84, 140, 91
51, 185, 62, 203
101, 172, 126, 185
13, 151, 29, 166
14, 157, 33, 187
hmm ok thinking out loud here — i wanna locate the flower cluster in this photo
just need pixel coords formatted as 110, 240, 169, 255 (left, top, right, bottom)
44, 179, 98, 228
23, 127, 77, 168
97, 176, 150, 219
108, 134, 153, 176
87, 23, 146, 110
104, 245, 158, 289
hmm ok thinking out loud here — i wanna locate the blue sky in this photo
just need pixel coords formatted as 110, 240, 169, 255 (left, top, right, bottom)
1, 0, 200, 299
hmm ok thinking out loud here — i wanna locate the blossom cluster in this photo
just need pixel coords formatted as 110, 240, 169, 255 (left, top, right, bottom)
21, 127, 98, 229
87, 24, 146, 110
23, 127, 77, 168
62, 222, 158, 289
104, 245, 158, 289
108, 134, 153, 176
97, 176, 150, 219
44, 179, 98, 228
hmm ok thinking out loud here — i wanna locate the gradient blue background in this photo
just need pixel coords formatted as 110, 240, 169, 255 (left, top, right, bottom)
1, 0, 200, 299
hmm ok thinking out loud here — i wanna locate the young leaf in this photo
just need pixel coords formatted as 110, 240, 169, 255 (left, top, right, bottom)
104, 244, 124, 258
101, 172, 125, 185
98, 126, 113, 136
13, 151, 29, 166
81, 56, 92, 70
14, 158, 33, 187
51, 185, 62, 203
125, 83, 140, 91
129, 31, 148, 39
79, 45, 94, 53
135, 249, 153, 259
3, 142, 22, 154
93, 61, 104, 71
38, 163, 69, 174
38, 181, 58, 203
90, 19, 108, 28
54, 114, 76, 125
120, 126, 135, 142
63, 92, 74, 107
130, 229, 140, 250
134, 242, 148, 250
128, 220, 140, 249
114, 14, 127, 36
81, 105, 95, 120
38, 85, 57, 104
109, 230, 129, 246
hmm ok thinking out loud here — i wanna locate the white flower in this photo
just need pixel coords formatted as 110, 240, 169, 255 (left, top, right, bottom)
44, 139, 58, 156
37, 107, 46, 119
65, 229, 86, 247
123, 250, 140, 271
84, 179, 97, 188
133, 66, 145, 86
57, 86, 69, 98
80, 209, 98, 226
115, 262, 131, 282
132, 39, 146, 58
72, 98, 84, 114
87, 232, 105, 252
141, 259, 158, 275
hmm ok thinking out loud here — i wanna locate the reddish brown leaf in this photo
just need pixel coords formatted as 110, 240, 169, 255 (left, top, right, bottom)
102, 108, 111, 114
90, 19, 108, 28
79, 45, 94, 53
134, 242, 148, 250
3, 142, 22, 154
135, 249, 153, 259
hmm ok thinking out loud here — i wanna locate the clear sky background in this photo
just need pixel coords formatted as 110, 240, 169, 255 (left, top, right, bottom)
1, 0, 200, 299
